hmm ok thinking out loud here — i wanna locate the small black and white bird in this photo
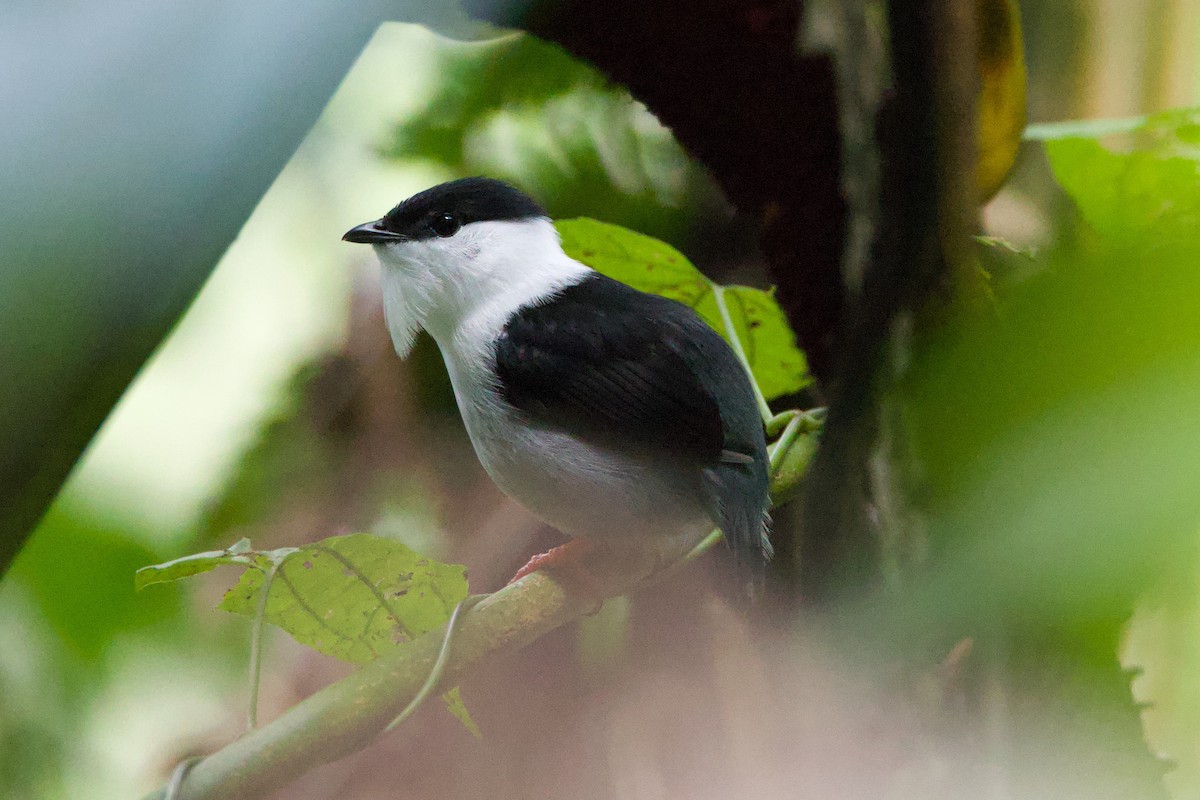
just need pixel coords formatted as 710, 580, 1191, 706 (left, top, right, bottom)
343, 177, 771, 580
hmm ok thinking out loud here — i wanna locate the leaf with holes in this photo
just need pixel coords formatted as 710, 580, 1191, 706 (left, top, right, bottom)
556, 217, 809, 399
217, 533, 476, 733
218, 533, 468, 664
139, 533, 477, 733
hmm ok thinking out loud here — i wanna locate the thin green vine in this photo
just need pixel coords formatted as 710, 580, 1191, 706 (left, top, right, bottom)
164, 757, 202, 800
384, 594, 487, 731
713, 284, 773, 425
247, 558, 284, 731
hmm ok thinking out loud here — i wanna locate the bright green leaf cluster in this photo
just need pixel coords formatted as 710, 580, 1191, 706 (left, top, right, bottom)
555, 218, 810, 400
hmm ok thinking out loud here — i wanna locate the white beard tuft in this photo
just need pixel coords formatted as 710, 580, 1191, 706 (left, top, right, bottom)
379, 268, 429, 358
377, 249, 445, 358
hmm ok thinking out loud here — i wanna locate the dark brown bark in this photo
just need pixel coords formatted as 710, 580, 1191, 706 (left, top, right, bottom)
464, 0, 848, 384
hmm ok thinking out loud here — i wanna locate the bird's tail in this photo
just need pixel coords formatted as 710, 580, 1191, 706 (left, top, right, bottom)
702, 463, 773, 574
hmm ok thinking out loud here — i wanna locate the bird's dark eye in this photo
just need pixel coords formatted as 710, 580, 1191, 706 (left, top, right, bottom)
430, 212, 461, 238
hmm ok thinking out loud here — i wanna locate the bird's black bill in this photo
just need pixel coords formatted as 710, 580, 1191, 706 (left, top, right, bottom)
342, 220, 406, 244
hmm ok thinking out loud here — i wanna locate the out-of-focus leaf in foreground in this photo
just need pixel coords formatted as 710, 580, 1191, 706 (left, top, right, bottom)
1047, 137, 1200, 240
906, 129, 1200, 615
888, 124, 1200, 797
556, 218, 810, 400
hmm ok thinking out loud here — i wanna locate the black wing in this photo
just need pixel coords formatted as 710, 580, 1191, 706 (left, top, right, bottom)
494, 272, 770, 564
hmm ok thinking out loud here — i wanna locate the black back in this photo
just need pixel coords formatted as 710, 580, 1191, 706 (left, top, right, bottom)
494, 272, 771, 565
378, 177, 545, 241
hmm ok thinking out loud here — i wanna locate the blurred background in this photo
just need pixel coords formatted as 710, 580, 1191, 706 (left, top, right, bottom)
4, 2, 1200, 798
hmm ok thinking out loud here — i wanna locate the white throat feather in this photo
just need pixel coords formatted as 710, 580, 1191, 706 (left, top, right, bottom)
373, 217, 590, 357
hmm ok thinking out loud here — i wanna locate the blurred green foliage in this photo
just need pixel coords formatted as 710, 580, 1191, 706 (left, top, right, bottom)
380, 34, 731, 247
381, 33, 600, 167
15, 504, 182, 661
889, 115, 1200, 796
1, 502, 243, 799
910, 128, 1200, 528
196, 356, 359, 545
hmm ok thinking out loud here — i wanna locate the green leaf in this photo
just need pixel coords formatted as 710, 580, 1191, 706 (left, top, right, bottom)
442, 687, 481, 738
1046, 137, 1200, 240
220, 533, 477, 734
218, 533, 468, 664
555, 218, 809, 399
138, 533, 478, 733
135, 537, 263, 591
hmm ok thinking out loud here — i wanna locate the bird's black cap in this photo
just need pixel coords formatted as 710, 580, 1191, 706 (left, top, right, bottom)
343, 177, 546, 244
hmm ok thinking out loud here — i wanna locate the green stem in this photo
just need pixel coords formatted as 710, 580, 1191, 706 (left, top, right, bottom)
769, 414, 806, 475
248, 561, 281, 731
767, 407, 827, 437
766, 410, 799, 437
683, 528, 724, 562
385, 594, 486, 731
165, 757, 202, 800
712, 284, 772, 425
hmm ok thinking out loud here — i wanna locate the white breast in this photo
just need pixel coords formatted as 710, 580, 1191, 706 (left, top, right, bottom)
439, 323, 711, 553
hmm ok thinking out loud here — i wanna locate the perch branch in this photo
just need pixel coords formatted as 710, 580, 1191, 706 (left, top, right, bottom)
141, 568, 627, 800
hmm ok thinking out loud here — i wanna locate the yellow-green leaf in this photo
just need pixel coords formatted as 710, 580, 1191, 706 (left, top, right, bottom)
222, 534, 477, 733
443, 687, 482, 738
218, 533, 468, 663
